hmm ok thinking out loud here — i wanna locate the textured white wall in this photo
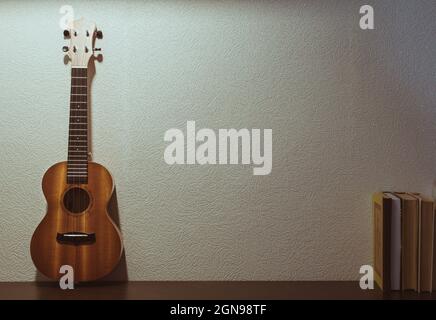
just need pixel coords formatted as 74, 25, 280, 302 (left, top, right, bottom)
0, 0, 435, 281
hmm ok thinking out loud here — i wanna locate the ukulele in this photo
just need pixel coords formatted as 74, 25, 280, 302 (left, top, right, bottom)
30, 19, 123, 282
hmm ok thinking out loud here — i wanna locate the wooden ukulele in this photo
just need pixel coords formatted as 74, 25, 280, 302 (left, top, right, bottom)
30, 19, 123, 282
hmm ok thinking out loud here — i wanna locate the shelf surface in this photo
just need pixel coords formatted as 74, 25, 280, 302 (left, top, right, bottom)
1, 281, 436, 300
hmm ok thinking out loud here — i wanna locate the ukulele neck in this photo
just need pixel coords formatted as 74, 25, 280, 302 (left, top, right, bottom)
67, 67, 89, 184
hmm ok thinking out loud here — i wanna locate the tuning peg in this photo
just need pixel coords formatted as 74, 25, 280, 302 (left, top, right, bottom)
63, 30, 70, 38
62, 46, 69, 52
93, 48, 102, 52
96, 30, 103, 39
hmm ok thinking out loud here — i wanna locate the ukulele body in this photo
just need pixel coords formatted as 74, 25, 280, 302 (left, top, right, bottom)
30, 161, 123, 282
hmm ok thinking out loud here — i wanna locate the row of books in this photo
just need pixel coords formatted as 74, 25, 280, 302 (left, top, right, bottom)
373, 192, 435, 292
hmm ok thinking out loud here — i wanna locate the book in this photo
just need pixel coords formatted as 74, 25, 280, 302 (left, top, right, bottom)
373, 192, 392, 291
434, 203, 436, 291
419, 195, 434, 292
384, 193, 401, 290
395, 192, 419, 291
408, 193, 434, 292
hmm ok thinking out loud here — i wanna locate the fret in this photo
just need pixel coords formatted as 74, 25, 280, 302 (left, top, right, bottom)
71, 87, 88, 94
69, 145, 87, 147
70, 95, 87, 102
69, 124, 87, 127
72, 76, 87, 79
69, 138, 87, 142
69, 127, 87, 130
67, 179, 87, 183
69, 147, 87, 150
71, 79, 87, 86
69, 112, 87, 116
67, 180, 88, 184
69, 148, 87, 151
67, 159, 88, 161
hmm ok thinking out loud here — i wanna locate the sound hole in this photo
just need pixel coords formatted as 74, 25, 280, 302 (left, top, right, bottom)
63, 187, 90, 214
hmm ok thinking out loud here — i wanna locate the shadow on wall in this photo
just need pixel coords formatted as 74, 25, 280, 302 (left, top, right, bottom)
102, 187, 129, 282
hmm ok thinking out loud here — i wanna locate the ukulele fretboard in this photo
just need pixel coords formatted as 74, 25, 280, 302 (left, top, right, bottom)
67, 67, 88, 184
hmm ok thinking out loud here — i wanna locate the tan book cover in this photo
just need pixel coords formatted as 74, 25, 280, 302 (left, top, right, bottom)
384, 193, 401, 290
419, 196, 434, 292
395, 192, 419, 291
373, 192, 392, 291
408, 193, 434, 292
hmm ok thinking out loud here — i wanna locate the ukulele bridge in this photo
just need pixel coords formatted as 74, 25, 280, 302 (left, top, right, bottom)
56, 232, 96, 245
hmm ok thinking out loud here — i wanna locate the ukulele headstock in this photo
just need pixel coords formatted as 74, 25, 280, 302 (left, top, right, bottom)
63, 18, 102, 67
